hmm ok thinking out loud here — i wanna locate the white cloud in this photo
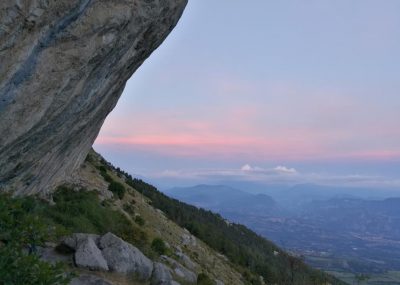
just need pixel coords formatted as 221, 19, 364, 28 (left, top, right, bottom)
273, 165, 298, 175
241, 164, 298, 175
241, 164, 252, 171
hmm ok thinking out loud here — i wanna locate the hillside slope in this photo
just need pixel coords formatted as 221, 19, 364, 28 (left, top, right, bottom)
0, 150, 348, 285
84, 151, 347, 285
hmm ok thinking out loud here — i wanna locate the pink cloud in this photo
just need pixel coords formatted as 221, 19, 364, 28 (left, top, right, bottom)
96, 75, 400, 163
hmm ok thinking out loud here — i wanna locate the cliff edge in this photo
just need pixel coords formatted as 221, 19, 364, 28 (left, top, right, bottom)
0, 0, 187, 196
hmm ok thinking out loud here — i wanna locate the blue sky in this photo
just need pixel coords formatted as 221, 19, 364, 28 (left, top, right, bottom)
95, 1, 400, 189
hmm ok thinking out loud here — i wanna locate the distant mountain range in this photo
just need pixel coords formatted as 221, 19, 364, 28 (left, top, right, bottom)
166, 184, 279, 215
164, 184, 400, 275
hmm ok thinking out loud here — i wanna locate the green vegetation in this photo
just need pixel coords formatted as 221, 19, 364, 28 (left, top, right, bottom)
0, 194, 72, 285
135, 215, 146, 226
108, 181, 126, 199
0, 186, 155, 266
97, 163, 126, 199
151, 237, 167, 255
45, 187, 133, 241
197, 273, 214, 285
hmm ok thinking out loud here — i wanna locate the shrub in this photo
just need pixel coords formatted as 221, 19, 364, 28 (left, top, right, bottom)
197, 273, 214, 285
108, 181, 126, 199
135, 215, 145, 226
0, 194, 72, 285
151, 238, 167, 255
47, 187, 135, 241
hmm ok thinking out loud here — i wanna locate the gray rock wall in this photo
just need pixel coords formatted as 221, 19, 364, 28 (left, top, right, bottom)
0, 0, 187, 195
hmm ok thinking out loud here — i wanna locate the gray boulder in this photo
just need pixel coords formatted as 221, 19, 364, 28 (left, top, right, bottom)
62, 233, 100, 251
99, 232, 153, 280
151, 262, 173, 285
74, 235, 109, 271
70, 274, 113, 285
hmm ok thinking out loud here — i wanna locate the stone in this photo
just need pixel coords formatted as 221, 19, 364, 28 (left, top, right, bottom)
0, 0, 188, 196
181, 233, 197, 247
70, 274, 113, 285
161, 255, 197, 284
151, 262, 173, 285
74, 235, 109, 271
61, 233, 100, 251
99, 232, 153, 280
176, 251, 197, 270
215, 280, 224, 285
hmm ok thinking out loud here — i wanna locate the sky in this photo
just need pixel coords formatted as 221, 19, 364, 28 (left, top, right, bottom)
94, 1, 400, 190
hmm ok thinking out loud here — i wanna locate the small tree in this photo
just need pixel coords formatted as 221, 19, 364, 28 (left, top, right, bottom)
108, 181, 126, 199
151, 238, 167, 255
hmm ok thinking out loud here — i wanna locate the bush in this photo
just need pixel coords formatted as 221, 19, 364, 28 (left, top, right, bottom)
47, 187, 135, 242
108, 181, 126, 199
197, 273, 214, 285
151, 238, 167, 255
135, 215, 145, 226
0, 194, 72, 285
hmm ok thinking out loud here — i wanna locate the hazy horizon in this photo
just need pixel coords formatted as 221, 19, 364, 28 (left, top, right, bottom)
94, 1, 400, 190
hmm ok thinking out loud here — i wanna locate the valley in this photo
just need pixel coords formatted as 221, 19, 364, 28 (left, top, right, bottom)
164, 184, 400, 284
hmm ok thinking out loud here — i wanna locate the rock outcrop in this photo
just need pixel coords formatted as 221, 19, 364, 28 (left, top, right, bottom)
151, 262, 174, 285
99, 232, 154, 280
57, 232, 187, 285
0, 0, 187, 196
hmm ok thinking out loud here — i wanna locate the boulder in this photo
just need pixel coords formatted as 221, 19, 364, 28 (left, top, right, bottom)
99, 232, 153, 280
70, 274, 113, 285
74, 235, 109, 271
151, 262, 173, 285
61, 233, 100, 251
0, 0, 187, 196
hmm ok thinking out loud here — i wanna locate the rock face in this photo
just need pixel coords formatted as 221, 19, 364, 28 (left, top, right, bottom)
0, 0, 187, 196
